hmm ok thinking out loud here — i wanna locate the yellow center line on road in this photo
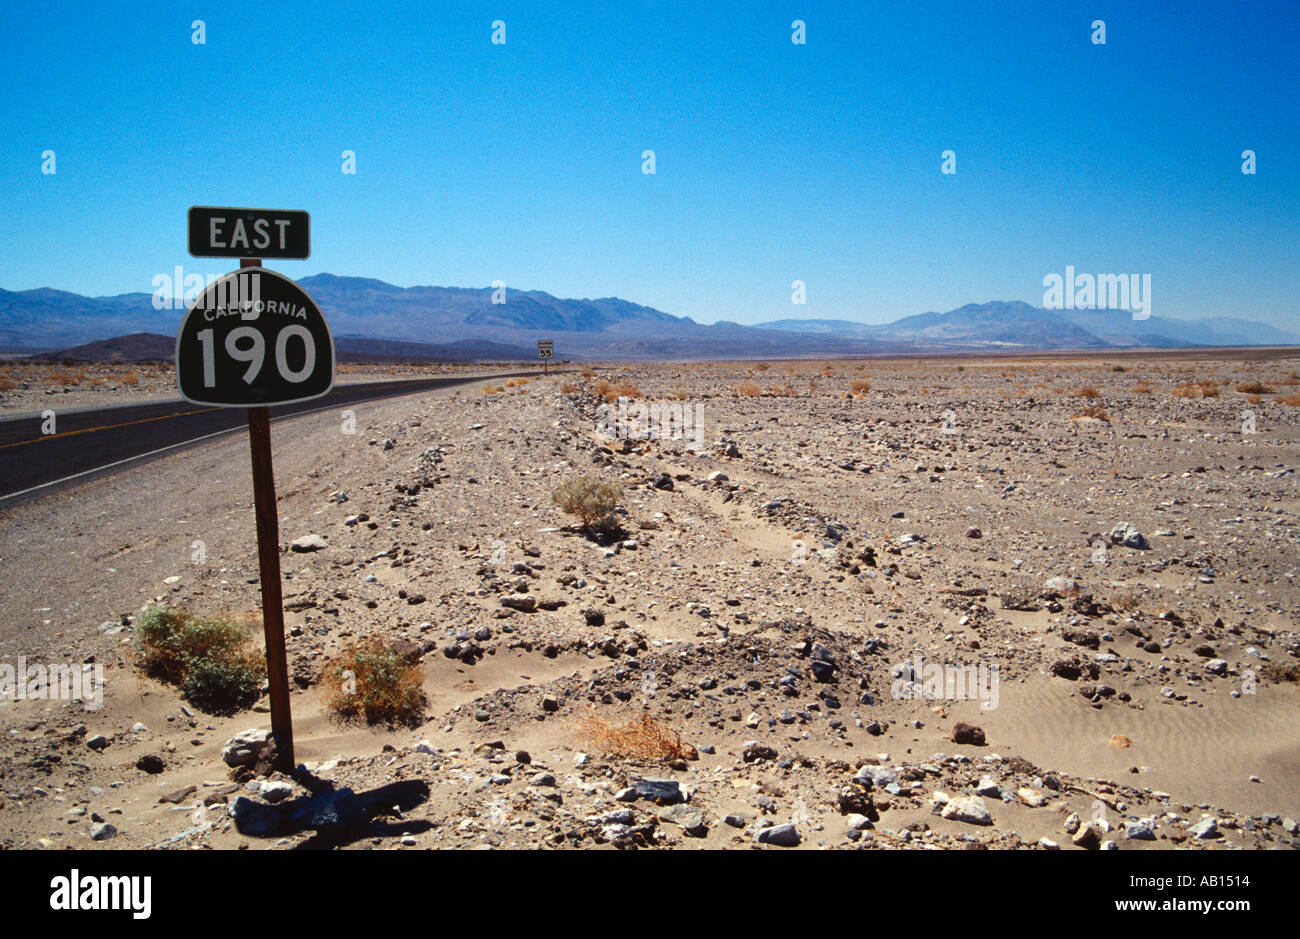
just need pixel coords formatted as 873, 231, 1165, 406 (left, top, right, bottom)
0, 406, 219, 450
0, 373, 530, 452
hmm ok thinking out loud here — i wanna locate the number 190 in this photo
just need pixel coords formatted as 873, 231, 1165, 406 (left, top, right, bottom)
196, 325, 316, 386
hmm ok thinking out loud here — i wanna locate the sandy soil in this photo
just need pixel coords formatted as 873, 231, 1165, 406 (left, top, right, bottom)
0, 355, 1297, 850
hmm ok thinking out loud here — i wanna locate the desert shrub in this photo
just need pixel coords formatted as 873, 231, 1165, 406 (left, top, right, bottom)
1172, 380, 1219, 398
1072, 404, 1110, 421
1261, 663, 1299, 685
671, 387, 689, 400
1109, 587, 1141, 612
1132, 382, 1154, 394
1111, 365, 1127, 372
552, 476, 622, 529
737, 380, 760, 396
181, 656, 264, 713
121, 370, 140, 385
483, 384, 503, 394
756, 362, 770, 371
136, 606, 264, 713
581, 712, 696, 762
850, 378, 871, 393
1235, 380, 1273, 394
560, 382, 580, 393
580, 368, 595, 379
324, 639, 426, 726
1279, 394, 1300, 407
593, 379, 639, 402
1074, 386, 1101, 398
0, 377, 18, 392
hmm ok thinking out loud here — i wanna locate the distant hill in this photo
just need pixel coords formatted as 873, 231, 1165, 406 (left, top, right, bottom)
26, 332, 173, 362
27, 332, 538, 364
760, 302, 1300, 349
3, 277, 1297, 360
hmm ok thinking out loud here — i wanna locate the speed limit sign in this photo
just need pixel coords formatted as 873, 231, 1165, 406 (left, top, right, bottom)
175, 267, 335, 406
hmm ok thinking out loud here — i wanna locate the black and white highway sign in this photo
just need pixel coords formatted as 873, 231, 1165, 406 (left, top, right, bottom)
175, 268, 335, 406
188, 206, 310, 259
538, 339, 553, 359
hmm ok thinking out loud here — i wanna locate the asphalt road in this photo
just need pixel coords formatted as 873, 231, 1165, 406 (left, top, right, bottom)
0, 371, 549, 503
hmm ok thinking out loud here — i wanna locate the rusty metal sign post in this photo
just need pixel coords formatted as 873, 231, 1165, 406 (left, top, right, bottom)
177, 208, 333, 773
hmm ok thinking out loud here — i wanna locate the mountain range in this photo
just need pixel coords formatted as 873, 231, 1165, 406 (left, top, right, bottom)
2, 276, 1296, 360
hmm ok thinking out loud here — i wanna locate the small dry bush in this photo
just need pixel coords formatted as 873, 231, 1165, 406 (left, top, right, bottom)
1261, 663, 1300, 685
1074, 385, 1101, 398
1235, 380, 1273, 395
1109, 587, 1141, 612
1171, 380, 1219, 398
121, 371, 140, 385
1132, 382, 1154, 394
0, 377, 17, 392
594, 379, 639, 402
737, 380, 760, 396
1072, 404, 1110, 421
483, 384, 503, 394
850, 378, 871, 393
552, 476, 621, 529
560, 382, 580, 393
323, 639, 426, 726
1280, 394, 1300, 407
581, 712, 696, 762
580, 368, 595, 379
671, 387, 689, 400
756, 362, 770, 371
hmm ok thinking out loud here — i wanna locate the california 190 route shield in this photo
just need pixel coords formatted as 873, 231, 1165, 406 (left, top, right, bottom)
175, 268, 335, 406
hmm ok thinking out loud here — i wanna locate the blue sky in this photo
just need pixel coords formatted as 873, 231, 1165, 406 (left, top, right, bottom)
2, 0, 1297, 328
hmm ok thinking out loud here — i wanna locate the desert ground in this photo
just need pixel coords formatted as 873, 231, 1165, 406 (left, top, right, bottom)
0, 353, 1297, 850
0, 361, 501, 416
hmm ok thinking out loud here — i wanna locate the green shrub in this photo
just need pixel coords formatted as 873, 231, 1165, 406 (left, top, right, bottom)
136, 605, 265, 714
180, 656, 263, 712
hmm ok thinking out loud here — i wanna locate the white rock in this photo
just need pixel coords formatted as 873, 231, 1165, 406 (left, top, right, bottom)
940, 795, 992, 825
221, 728, 274, 767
